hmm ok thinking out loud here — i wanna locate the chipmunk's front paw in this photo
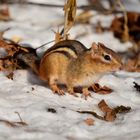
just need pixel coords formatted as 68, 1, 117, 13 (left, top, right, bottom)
67, 87, 78, 97
82, 88, 91, 100
50, 84, 65, 95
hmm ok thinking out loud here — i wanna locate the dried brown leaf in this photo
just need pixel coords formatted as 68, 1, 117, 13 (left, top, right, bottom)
0, 59, 18, 71
114, 105, 131, 114
0, 39, 19, 57
98, 100, 116, 122
0, 39, 37, 72
91, 83, 113, 94
84, 118, 94, 126
98, 100, 112, 113
78, 100, 131, 122
104, 111, 116, 122
63, 0, 77, 39
111, 12, 140, 43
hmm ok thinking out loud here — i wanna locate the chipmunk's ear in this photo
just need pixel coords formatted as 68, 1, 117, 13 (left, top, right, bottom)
90, 42, 100, 58
91, 42, 99, 53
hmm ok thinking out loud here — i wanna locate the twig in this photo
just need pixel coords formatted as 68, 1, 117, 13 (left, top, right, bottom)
0, 119, 17, 127
77, 110, 105, 120
7, 1, 123, 14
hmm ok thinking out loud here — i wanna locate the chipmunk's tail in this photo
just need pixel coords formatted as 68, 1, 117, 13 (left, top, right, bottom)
17, 52, 40, 74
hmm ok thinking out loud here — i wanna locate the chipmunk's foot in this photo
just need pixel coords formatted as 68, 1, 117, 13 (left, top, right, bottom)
82, 87, 91, 100
50, 84, 65, 95
67, 87, 78, 97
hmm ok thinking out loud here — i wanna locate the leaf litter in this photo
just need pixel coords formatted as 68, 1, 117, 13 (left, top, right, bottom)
78, 100, 131, 122
0, 1, 139, 137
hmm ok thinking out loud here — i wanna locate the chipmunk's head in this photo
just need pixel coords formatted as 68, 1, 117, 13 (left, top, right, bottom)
89, 42, 123, 73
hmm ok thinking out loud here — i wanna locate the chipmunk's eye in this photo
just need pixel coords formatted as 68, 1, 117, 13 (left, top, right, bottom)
104, 54, 111, 61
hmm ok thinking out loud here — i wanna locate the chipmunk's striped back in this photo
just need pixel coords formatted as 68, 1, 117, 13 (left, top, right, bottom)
43, 40, 87, 59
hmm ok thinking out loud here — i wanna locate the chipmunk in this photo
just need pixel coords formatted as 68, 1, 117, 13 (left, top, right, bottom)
18, 40, 122, 99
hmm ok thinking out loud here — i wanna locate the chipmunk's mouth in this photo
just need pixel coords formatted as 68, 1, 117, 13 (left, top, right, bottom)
110, 67, 122, 73
113, 64, 124, 72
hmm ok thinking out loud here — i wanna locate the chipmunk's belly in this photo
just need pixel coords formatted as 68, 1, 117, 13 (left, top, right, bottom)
39, 53, 69, 84
73, 74, 103, 87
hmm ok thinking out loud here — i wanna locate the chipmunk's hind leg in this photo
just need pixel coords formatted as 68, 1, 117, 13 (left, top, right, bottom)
82, 87, 91, 100
49, 77, 65, 95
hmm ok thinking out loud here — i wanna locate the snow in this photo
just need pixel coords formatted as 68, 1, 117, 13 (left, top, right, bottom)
0, 1, 140, 140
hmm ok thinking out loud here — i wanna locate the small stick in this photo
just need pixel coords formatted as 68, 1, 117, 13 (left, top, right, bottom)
7, 1, 123, 14
77, 110, 105, 120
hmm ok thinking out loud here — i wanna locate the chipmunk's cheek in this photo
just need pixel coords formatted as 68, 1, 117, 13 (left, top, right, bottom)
114, 63, 123, 71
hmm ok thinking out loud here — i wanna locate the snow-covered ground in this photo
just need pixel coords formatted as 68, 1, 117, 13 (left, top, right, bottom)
0, 1, 140, 140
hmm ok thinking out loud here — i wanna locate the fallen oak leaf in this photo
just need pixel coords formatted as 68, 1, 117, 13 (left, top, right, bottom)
98, 99, 112, 113
0, 39, 35, 57
105, 110, 116, 122
0, 39, 19, 57
0, 58, 19, 71
77, 100, 131, 122
114, 105, 131, 114
0, 38, 38, 72
98, 100, 131, 122
98, 100, 116, 122
90, 83, 113, 94
110, 12, 140, 43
